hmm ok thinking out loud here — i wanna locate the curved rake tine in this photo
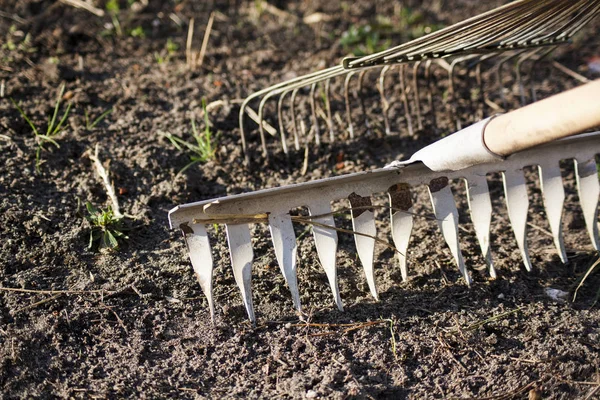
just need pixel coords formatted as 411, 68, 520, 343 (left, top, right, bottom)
358, 69, 371, 135
388, 183, 413, 282
449, 55, 478, 130
310, 82, 321, 146
538, 161, 567, 262
268, 212, 302, 312
398, 64, 414, 136
575, 157, 600, 250
277, 91, 289, 156
528, 46, 556, 103
226, 224, 256, 324
471, 53, 497, 118
465, 174, 496, 278
424, 60, 434, 117
348, 192, 378, 300
428, 177, 471, 286
325, 79, 335, 143
308, 200, 342, 311
290, 88, 301, 150
494, 51, 524, 110
184, 224, 215, 322
412, 61, 423, 130
344, 71, 357, 139
502, 168, 532, 271
516, 49, 539, 106
238, 65, 344, 162
378, 66, 392, 136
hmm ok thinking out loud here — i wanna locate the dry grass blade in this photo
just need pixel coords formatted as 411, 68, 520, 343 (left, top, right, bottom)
573, 254, 600, 303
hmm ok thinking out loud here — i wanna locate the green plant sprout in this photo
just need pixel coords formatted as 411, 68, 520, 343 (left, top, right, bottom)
163, 98, 218, 175
105, 0, 122, 36
84, 108, 113, 130
85, 201, 127, 251
11, 83, 72, 172
129, 26, 145, 38
155, 39, 179, 64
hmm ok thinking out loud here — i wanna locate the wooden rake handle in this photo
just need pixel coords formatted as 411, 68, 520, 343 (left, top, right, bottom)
484, 79, 600, 157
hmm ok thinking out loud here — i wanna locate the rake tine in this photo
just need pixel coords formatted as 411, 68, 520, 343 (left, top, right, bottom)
268, 213, 302, 311
277, 91, 289, 155
516, 50, 538, 106
344, 72, 356, 139
257, 98, 271, 160
310, 82, 321, 146
358, 70, 371, 134
412, 61, 423, 130
502, 168, 532, 271
528, 46, 556, 103
184, 224, 215, 322
399, 64, 414, 136
388, 183, 414, 282
538, 161, 567, 262
290, 88, 301, 150
449, 55, 478, 130
348, 193, 378, 300
378, 66, 392, 136
465, 174, 496, 278
324, 79, 335, 143
574, 157, 600, 250
225, 224, 256, 323
428, 177, 471, 285
495, 51, 524, 110
308, 201, 343, 311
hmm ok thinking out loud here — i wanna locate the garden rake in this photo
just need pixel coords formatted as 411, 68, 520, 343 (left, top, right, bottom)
169, 80, 600, 323
238, 0, 600, 163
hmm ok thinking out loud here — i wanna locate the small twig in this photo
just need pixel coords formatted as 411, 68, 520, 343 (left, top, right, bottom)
59, 0, 105, 17
196, 12, 215, 69
0, 286, 106, 295
0, 10, 27, 24
13, 293, 63, 314
552, 61, 590, 83
89, 144, 122, 218
244, 107, 278, 136
186, 18, 194, 68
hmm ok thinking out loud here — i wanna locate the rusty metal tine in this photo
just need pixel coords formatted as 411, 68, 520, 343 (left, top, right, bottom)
348, 193, 378, 300
358, 70, 371, 134
185, 224, 215, 322
268, 212, 302, 311
502, 168, 532, 271
412, 61, 423, 130
344, 72, 356, 139
308, 201, 343, 311
538, 161, 567, 262
310, 82, 321, 146
277, 92, 289, 155
575, 157, 600, 251
428, 178, 471, 285
465, 175, 496, 278
378, 66, 392, 136
399, 64, 414, 136
388, 184, 414, 282
290, 88, 301, 150
325, 79, 335, 143
226, 224, 256, 323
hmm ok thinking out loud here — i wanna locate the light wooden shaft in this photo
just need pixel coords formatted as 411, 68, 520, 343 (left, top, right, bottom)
484, 79, 600, 156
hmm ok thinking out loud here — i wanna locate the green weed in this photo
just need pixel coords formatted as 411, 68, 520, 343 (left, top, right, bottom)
11, 84, 72, 172
163, 99, 218, 175
105, 0, 123, 36
85, 108, 113, 130
129, 26, 145, 38
85, 201, 127, 251
155, 38, 179, 64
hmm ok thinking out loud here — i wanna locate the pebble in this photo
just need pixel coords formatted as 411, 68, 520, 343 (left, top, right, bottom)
306, 390, 317, 399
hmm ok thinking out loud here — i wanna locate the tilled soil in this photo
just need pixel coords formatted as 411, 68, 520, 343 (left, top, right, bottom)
1, 0, 600, 398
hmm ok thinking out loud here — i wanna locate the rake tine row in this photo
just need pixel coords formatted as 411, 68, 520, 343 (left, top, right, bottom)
237, 0, 599, 161
170, 132, 600, 323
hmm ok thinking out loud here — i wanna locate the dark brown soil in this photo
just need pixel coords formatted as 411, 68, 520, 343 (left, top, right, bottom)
1, 1, 600, 398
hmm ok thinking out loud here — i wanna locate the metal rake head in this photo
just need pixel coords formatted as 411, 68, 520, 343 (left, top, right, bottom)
237, 0, 600, 162
169, 130, 600, 324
